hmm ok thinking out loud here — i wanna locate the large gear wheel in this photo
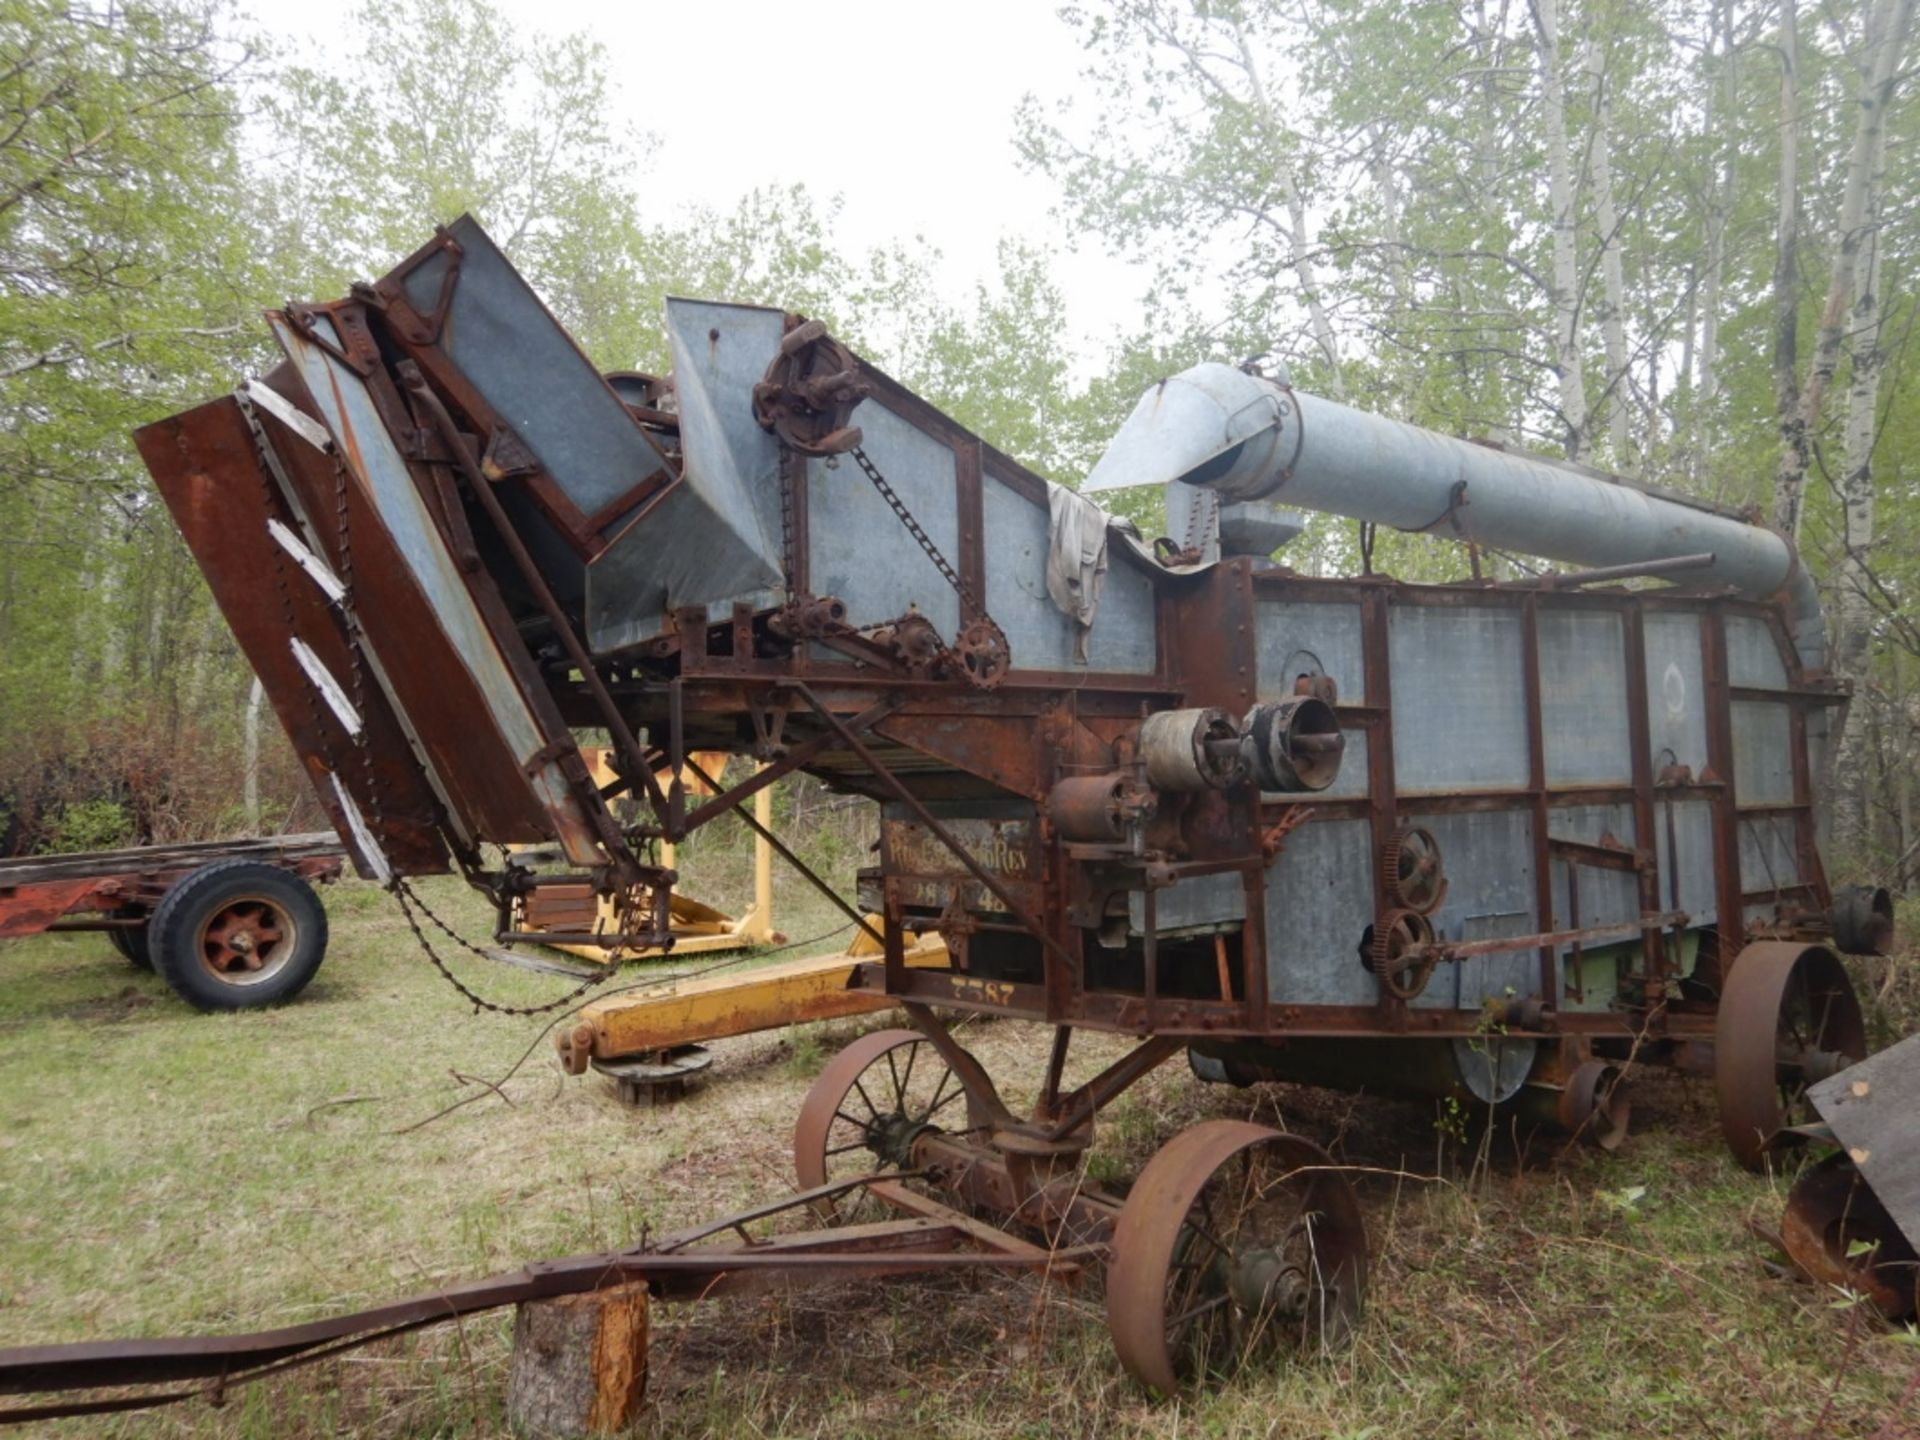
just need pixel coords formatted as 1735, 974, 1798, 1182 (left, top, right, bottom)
1383, 824, 1447, 914
1369, 908, 1437, 1000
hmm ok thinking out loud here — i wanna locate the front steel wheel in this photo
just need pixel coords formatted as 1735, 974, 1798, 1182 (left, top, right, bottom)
1106, 1120, 1368, 1394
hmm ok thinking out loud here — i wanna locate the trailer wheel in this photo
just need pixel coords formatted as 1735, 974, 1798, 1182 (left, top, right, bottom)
107, 913, 153, 970
148, 860, 328, 1012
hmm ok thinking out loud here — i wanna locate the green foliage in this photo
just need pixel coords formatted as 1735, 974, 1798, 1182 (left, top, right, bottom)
43, 797, 130, 853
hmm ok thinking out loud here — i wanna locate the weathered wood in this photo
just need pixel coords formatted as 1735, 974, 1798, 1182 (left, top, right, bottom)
506, 1282, 648, 1438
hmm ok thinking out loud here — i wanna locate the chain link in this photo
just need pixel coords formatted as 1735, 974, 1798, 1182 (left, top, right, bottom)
848, 445, 989, 623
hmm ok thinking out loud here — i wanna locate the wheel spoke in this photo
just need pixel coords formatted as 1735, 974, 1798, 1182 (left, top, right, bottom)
849, 1076, 886, 1125
885, 1047, 907, 1114
1166, 1291, 1230, 1334
925, 1072, 964, 1119
898, 1038, 918, 1106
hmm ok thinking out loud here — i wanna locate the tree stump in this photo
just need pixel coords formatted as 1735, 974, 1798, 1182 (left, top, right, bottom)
506, 1282, 649, 1438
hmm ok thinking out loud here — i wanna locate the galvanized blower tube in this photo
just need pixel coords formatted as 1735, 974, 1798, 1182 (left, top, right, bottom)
1085, 364, 1827, 671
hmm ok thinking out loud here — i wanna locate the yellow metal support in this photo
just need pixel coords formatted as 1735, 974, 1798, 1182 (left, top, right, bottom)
578, 922, 948, 1062
519, 752, 777, 962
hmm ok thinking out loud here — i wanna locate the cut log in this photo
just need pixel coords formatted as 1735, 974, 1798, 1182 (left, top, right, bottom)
506, 1282, 649, 1438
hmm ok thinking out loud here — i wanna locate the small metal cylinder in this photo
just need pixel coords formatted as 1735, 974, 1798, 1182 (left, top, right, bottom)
1046, 774, 1149, 844
1242, 697, 1344, 792
1137, 708, 1246, 791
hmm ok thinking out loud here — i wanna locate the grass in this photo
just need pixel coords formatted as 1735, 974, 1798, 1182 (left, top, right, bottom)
1, 875, 1916, 1438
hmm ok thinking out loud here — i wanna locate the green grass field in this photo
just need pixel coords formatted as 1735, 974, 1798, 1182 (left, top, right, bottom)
1, 875, 1916, 1438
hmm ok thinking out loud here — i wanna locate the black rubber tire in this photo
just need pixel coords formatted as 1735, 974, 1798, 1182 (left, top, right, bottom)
149, 859, 329, 1012
107, 914, 154, 970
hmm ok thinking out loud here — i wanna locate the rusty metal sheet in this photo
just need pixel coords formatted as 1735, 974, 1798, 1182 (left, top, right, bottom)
1809, 1032, 1920, 1253
133, 398, 448, 877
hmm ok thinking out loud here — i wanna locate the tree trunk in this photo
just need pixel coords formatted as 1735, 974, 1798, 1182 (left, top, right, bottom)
1782, 0, 1916, 549
1696, 0, 1736, 475
1770, 0, 1806, 537
506, 1284, 649, 1438
1829, 0, 1913, 857
243, 675, 263, 831
1230, 20, 1347, 401
1532, 0, 1587, 457
1584, 40, 1633, 469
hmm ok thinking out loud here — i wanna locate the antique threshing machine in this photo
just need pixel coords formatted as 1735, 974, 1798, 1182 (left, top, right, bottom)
123, 217, 1889, 1389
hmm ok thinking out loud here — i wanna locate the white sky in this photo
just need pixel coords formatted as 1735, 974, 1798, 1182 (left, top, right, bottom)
238, 0, 1151, 360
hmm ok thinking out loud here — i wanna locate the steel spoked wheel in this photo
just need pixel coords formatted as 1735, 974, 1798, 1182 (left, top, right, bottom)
793, 1029, 966, 1221
1107, 1121, 1368, 1395
1716, 942, 1865, 1172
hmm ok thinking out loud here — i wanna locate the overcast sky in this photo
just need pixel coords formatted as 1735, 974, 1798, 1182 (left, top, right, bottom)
240, 0, 1151, 359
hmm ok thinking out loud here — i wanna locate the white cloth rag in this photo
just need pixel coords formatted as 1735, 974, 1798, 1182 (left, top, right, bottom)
1046, 483, 1114, 663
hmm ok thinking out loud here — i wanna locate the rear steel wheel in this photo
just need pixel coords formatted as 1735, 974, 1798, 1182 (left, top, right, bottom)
793, 1028, 964, 1221
1715, 942, 1864, 1172
1781, 1153, 1918, 1320
1106, 1121, 1367, 1394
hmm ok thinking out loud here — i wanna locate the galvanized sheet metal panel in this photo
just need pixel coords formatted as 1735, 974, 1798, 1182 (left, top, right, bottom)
1538, 608, 1632, 786
1726, 613, 1791, 690
1404, 806, 1539, 1009
1546, 803, 1640, 944
808, 401, 960, 636
1128, 869, 1245, 937
271, 314, 604, 866
1739, 813, 1802, 891
1808, 1033, 1920, 1253
1643, 610, 1710, 774
981, 473, 1158, 673
399, 218, 670, 523
1265, 817, 1377, 1006
1733, 700, 1796, 806
1390, 606, 1529, 792
1654, 797, 1719, 926
1256, 599, 1366, 704
585, 299, 788, 649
